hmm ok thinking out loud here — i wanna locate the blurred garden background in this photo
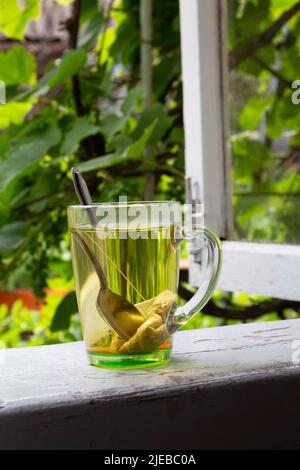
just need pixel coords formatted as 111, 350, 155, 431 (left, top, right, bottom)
0, 0, 300, 349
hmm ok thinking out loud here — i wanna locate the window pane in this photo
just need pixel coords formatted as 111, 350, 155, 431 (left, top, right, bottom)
229, 0, 300, 244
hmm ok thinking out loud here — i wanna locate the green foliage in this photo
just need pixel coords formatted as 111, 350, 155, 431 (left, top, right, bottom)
0, 291, 82, 349
0, 46, 36, 85
238, 95, 274, 130
61, 117, 100, 155
78, 121, 156, 172
0, 222, 29, 254
230, 0, 300, 244
0, 125, 61, 192
0, 0, 40, 40
19, 48, 87, 100
0, 102, 33, 129
51, 291, 78, 332
0, 0, 184, 345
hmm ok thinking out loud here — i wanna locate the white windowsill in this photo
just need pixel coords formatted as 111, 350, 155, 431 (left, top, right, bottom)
1, 319, 300, 449
189, 241, 300, 301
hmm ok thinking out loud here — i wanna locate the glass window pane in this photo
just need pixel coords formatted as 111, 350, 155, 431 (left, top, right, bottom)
228, 0, 300, 244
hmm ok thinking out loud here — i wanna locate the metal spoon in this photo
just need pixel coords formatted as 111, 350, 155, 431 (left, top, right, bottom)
71, 168, 146, 340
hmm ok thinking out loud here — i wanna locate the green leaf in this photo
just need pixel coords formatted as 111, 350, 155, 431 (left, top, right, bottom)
229, 0, 270, 48
51, 291, 78, 332
232, 134, 270, 183
78, 121, 156, 173
236, 0, 259, 18
107, 134, 133, 154
121, 86, 142, 115
126, 121, 156, 157
239, 95, 274, 131
97, 88, 141, 143
132, 104, 174, 145
80, 0, 100, 24
0, 221, 29, 254
153, 54, 181, 98
0, 0, 40, 40
18, 49, 87, 100
78, 153, 122, 173
271, 0, 298, 20
61, 116, 100, 155
0, 46, 36, 85
28, 174, 60, 213
98, 114, 127, 142
0, 102, 32, 129
0, 133, 10, 156
0, 125, 61, 192
79, 13, 104, 49
48, 49, 87, 88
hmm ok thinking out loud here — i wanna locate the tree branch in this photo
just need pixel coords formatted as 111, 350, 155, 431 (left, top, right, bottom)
252, 56, 291, 88
68, 0, 85, 116
230, 1, 300, 69
203, 299, 300, 320
178, 278, 300, 321
178, 283, 300, 320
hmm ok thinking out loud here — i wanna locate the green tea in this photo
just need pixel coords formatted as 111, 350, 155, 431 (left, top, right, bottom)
70, 224, 179, 363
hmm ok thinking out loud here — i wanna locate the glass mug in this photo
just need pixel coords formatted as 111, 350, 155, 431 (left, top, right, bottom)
67, 201, 222, 369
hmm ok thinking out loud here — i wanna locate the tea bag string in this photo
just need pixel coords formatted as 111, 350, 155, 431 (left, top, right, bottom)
85, 231, 146, 302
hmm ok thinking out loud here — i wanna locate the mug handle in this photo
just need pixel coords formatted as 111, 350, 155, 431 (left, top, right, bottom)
167, 227, 222, 333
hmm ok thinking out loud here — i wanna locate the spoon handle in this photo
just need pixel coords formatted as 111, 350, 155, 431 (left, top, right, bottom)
71, 230, 107, 290
71, 168, 107, 290
71, 167, 97, 226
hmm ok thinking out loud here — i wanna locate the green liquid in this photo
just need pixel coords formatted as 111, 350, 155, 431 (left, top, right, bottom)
70, 224, 179, 368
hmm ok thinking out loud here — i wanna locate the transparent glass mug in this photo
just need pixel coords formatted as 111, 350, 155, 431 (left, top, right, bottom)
67, 201, 222, 369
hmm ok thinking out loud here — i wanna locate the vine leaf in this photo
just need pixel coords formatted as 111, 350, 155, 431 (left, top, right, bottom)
132, 104, 174, 145
0, 125, 61, 193
17, 49, 87, 100
0, 46, 36, 85
239, 95, 274, 131
61, 116, 100, 155
0, 0, 40, 40
0, 221, 29, 254
0, 102, 33, 129
51, 291, 78, 332
78, 121, 156, 173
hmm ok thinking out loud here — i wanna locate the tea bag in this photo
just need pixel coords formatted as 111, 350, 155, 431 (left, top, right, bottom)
111, 290, 176, 354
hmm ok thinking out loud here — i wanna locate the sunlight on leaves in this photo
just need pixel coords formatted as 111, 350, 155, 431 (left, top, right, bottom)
0, 0, 40, 40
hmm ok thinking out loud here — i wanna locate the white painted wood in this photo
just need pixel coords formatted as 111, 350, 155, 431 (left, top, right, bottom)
219, 0, 234, 237
0, 320, 300, 449
179, 0, 231, 237
189, 241, 300, 300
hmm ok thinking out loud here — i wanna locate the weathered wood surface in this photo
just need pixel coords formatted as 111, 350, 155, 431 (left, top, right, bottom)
0, 319, 300, 449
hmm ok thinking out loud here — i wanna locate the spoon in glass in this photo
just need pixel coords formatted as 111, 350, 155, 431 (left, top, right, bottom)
71, 167, 146, 340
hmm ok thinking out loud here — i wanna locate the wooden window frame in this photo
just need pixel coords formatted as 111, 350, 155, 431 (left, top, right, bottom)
179, 0, 300, 301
